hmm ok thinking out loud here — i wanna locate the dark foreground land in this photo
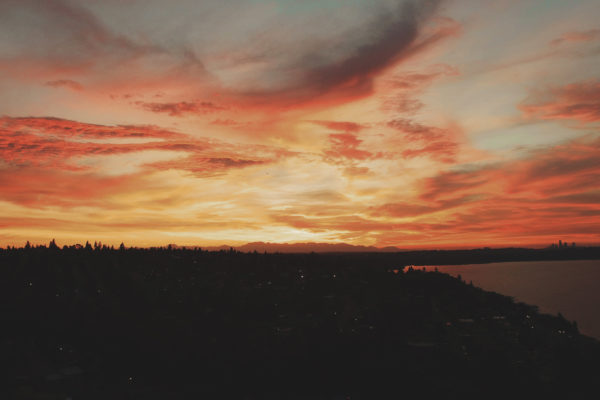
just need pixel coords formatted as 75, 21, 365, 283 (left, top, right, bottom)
1, 247, 600, 399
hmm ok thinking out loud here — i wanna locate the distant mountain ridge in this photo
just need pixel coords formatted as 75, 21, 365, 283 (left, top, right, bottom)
203, 242, 402, 253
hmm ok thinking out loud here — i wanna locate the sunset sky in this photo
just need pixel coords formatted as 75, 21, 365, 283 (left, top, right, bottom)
1, 0, 599, 248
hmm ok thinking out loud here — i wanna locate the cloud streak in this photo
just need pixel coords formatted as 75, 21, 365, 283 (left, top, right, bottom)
45, 79, 84, 91
232, 1, 459, 108
551, 29, 600, 46
134, 100, 227, 116
520, 80, 600, 123
0, 117, 289, 207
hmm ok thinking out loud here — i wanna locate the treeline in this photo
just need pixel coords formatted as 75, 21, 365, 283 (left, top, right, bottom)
2, 240, 600, 266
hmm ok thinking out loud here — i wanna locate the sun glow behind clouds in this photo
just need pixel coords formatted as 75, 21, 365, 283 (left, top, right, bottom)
0, 0, 599, 248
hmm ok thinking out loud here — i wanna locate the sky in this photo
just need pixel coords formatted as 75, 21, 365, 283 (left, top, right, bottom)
0, 0, 599, 248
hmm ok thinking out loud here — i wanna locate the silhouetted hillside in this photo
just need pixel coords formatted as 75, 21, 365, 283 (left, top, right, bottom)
1, 246, 599, 399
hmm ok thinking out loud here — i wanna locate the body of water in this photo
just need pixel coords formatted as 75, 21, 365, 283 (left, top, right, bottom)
431, 260, 600, 340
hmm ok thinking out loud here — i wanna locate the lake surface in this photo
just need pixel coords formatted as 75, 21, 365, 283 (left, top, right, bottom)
430, 260, 600, 340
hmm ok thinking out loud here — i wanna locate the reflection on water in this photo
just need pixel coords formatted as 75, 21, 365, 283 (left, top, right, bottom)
432, 260, 600, 340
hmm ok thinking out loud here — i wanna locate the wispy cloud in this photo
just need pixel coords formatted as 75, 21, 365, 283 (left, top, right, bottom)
134, 100, 227, 117
551, 29, 600, 46
0, 117, 289, 206
45, 79, 83, 91
520, 80, 600, 123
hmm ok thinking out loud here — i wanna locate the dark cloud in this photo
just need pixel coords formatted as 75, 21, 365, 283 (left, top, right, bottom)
304, 2, 429, 93
235, 0, 456, 107
0, 0, 212, 95
0, 0, 457, 112
0, 0, 159, 68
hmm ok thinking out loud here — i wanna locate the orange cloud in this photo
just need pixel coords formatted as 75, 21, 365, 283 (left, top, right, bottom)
274, 136, 600, 247
310, 121, 366, 133
0, 117, 190, 170
0, 116, 289, 206
0, 167, 143, 208
325, 133, 373, 161
421, 138, 600, 202
150, 156, 268, 178
371, 194, 481, 218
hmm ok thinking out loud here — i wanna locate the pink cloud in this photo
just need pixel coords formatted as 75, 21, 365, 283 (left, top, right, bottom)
520, 80, 600, 123
0, 167, 144, 208
388, 118, 460, 162
381, 64, 459, 114
387, 118, 446, 140
134, 101, 227, 117
1, 117, 186, 140
419, 137, 600, 204
45, 79, 83, 91
550, 29, 600, 46
401, 140, 458, 162
351, 137, 600, 245
150, 156, 266, 178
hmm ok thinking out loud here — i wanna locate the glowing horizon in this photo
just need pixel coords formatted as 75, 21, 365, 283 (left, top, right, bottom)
1, 0, 599, 248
